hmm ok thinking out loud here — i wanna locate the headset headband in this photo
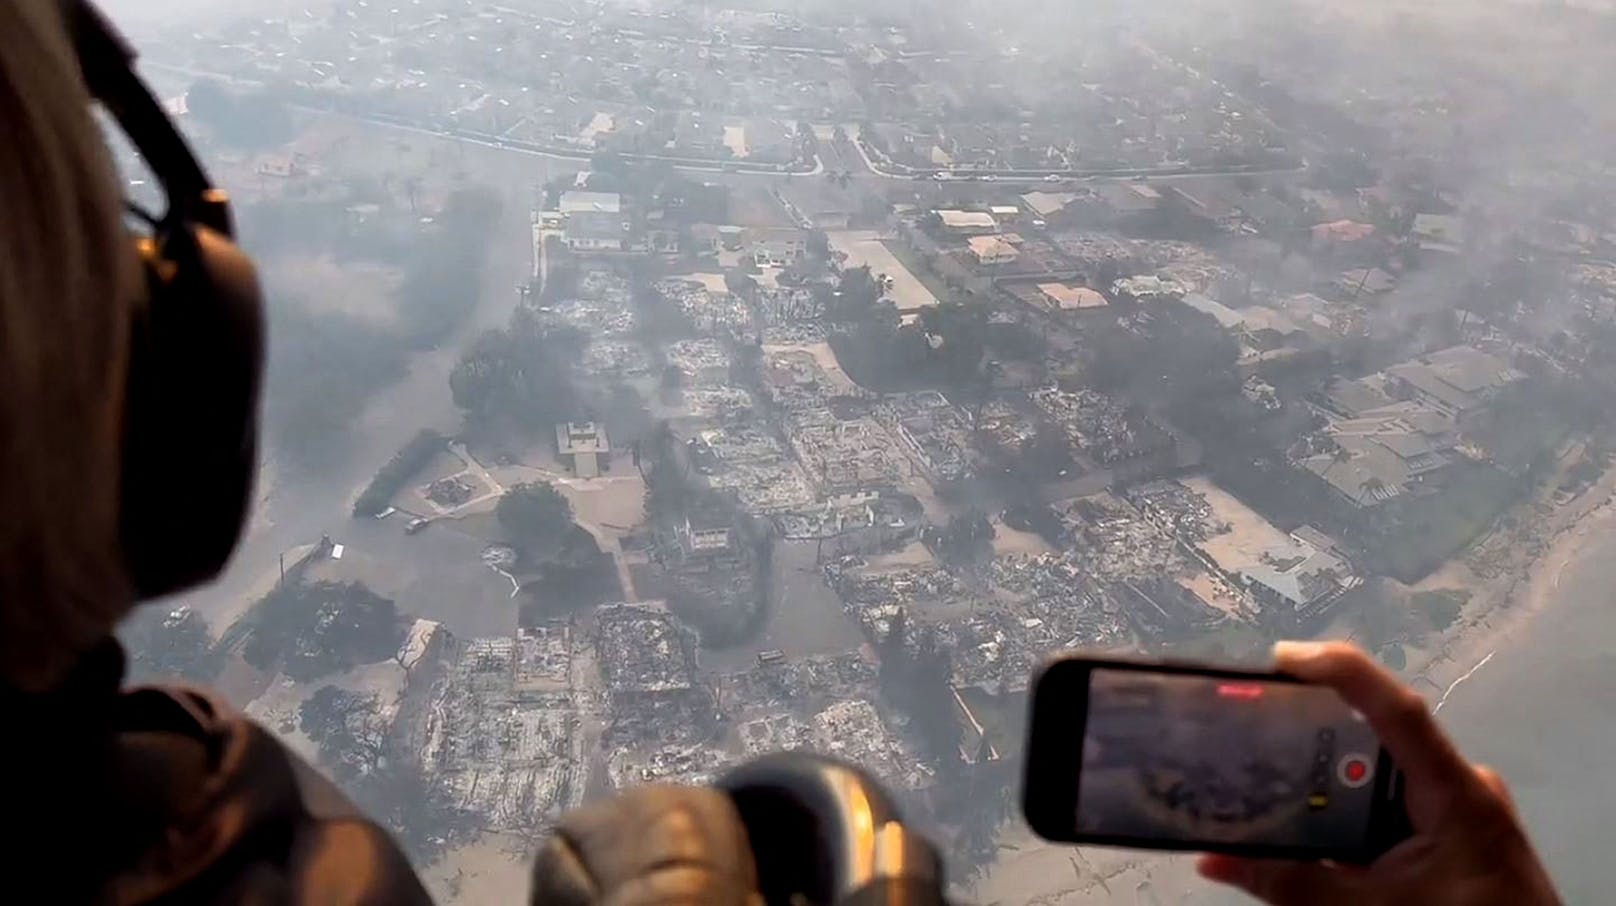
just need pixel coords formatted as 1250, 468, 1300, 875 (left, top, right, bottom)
59, 2, 267, 600
64, 0, 235, 237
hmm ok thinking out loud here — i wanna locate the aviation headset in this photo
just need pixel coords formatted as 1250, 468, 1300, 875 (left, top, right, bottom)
66, 1, 266, 600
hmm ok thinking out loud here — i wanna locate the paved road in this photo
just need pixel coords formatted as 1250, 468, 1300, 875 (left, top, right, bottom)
841, 123, 1303, 184
145, 61, 1295, 189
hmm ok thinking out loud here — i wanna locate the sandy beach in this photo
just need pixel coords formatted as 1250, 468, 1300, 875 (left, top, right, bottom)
1403, 460, 1616, 700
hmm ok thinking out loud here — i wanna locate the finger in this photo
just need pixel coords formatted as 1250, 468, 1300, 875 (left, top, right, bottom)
1196, 854, 1360, 906
1273, 641, 1468, 795
1474, 764, 1518, 815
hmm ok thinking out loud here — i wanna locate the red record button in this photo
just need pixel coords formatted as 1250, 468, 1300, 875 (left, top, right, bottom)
1337, 753, 1373, 788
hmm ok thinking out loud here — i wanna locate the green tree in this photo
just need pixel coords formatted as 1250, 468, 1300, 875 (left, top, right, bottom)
496, 482, 575, 559
299, 685, 386, 779
450, 316, 585, 434
1378, 643, 1407, 670
826, 265, 881, 321
916, 302, 988, 386
927, 511, 995, 565
244, 581, 405, 681
807, 228, 830, 259
723, 270, 757, 298
1413, 589, 1468, 631
660, 364, 684, 391
121, 605, 219, 683
353, 429, 445, 517
878, 607, 910, 674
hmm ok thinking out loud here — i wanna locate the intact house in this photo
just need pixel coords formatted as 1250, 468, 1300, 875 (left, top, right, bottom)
1299, 345, 1519, 508
557, 421, 610, 477
933, 209, 999, 235
1036, 282, 1108, 311
1383, 345, 1521, 422
749, 228, 809, 268
678, 513, 734, 555
565, 211, 634, 252
559, 190, 623, 215
1412, 213, 1465, 256
967, 235, 1019, 266
1238, 535, 1358, 626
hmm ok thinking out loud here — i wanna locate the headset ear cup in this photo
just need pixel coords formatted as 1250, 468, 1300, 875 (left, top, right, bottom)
120, 224, 265, 599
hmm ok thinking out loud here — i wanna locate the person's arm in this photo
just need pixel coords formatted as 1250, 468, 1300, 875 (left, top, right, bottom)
1197, 641, 1561, 906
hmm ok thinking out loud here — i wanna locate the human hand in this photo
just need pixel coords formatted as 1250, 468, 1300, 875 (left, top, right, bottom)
1196, 641, 1560, 906
530, 784, 763, 906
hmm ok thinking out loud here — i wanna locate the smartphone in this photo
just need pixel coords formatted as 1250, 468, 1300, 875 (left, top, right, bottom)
1022, 655, 1412, 863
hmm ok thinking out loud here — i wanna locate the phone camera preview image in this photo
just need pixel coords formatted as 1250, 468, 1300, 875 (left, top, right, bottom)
1075, 668, 1382, 850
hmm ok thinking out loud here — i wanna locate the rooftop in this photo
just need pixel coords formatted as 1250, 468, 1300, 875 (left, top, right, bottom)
1020, 191, 1076, 217
1337, 267, 1398, 295
1096, 182, 1163, 213
1386, 345, 1520, 412
1181, 292, 1243, 329
967, 235, 1019, 259
557, 421, 610, 454
935, 209, 999, 231
1312, 219, 1376, 243
1412, 213, 1464, 244
1038, 282, 1108, 310
559, 190, 622, 214
1322, 376, 1399, 418
566, 210, 631, 241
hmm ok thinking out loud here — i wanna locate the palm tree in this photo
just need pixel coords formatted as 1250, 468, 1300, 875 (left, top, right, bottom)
1321, 444, 1351, 480
1360, 475, 1388, 503
403, 176, 422, 215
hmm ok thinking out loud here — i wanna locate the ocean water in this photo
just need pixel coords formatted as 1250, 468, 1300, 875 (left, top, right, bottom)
1436, 534, 1616, 903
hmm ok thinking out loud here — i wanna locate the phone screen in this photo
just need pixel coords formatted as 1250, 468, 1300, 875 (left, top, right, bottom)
1075, 667, 1383, 850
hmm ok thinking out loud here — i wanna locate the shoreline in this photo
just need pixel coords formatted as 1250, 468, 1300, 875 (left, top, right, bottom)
970, 472, 1616, 905
1403, 464, 1616, 700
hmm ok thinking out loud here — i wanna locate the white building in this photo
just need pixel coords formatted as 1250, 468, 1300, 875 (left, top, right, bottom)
556, 421, 610, 477
935, 210, 999, 234
559, 191, 622, 215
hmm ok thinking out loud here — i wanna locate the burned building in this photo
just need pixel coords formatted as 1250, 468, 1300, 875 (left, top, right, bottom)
416, 631, 582, 835
1030, 386, 1177, 472
594, 603, 717, 748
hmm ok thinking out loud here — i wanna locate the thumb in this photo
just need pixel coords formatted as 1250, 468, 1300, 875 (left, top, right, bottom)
1473, 765, 1517, 813
1197, 855, 1362, 906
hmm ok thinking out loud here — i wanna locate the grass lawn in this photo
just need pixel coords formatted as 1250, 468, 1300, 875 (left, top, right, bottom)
883, 239, 960, 304
1365, 461, 1525, 583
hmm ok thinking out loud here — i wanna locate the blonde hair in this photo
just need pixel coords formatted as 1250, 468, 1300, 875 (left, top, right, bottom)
0, 0, 142, 690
